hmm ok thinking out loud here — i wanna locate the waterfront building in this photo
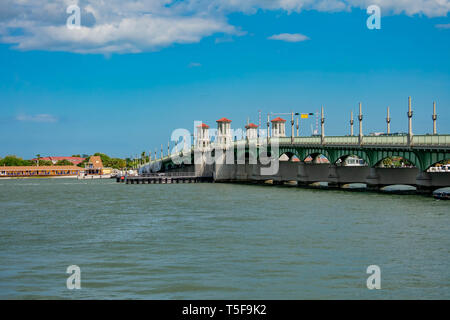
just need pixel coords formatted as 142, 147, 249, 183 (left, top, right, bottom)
84, 156, 112, 175
271, 117, 286, 137
31, 156, 85, 165
216, 117, 232, 147
0, 166, 84, 177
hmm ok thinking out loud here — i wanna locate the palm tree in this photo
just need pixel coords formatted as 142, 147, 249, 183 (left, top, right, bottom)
141, 151, 146, 165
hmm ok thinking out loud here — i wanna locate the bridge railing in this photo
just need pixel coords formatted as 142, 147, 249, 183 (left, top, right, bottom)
293, 136, 322, 144
325, 136, 359, 145
413, 135, 450, 146
362, 135, 408, 145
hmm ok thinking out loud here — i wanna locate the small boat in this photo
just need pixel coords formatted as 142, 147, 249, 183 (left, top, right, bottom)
433, 191, 450, 200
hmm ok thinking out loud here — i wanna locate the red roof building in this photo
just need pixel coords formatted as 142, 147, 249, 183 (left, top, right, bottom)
271, 117, 286, 123
245, 123, 258, 129
245, 123, 258, 140
196, 123, 210, 128
216, 117, 232, 123
31, 156, 86, 165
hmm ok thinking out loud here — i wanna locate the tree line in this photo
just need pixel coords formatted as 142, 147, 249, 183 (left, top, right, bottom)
0, 153, 127, 169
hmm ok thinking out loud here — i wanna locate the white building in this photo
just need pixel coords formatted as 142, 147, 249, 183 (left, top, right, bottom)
196, 123, 210, 150
216, 117, 232, 147
271, 117, 286, 137
245, 123, 258, 140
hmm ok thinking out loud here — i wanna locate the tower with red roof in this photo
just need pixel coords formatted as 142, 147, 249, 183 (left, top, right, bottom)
271, 117, 286, 137
245, 123, 258, 140
196, 123, 210, 150
216, 117, 232, 146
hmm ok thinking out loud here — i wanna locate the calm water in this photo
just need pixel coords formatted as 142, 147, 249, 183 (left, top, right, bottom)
0, 179, 448, 299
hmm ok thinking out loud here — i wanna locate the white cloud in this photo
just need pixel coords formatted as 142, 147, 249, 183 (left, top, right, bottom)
268, 33, 309, 42
16, 114, 59, 123
0, 0, 449, 54
435, 23, 450, 29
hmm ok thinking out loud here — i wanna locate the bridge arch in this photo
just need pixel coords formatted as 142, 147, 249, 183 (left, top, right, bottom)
417, 151, 449, 171
325, 149, 370, 166
369, 150, 421, 170
298, 148, 331, 163
335, 154, 368, 166
425, 158, 450, 172
277, 146, 302, 161
279, 152, 299, 162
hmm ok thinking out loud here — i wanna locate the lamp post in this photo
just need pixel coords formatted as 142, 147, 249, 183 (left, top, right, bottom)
320, 106, 325, 144
350, 111, 354, 136
432, 102, 437, 135
358, 102, 363, 145
407, 96, 413, 146
386, 106, 391, 135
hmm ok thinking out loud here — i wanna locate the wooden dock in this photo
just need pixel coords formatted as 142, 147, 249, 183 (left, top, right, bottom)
116, 172, 213, 184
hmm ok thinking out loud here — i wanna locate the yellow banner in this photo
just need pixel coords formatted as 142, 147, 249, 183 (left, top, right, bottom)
301, 114, 309, 119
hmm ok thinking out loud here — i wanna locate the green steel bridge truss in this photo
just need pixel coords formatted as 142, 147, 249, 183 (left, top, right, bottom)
151, 135, 450, 172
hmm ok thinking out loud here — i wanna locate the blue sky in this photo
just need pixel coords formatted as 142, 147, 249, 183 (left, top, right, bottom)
0, 1, 449, 159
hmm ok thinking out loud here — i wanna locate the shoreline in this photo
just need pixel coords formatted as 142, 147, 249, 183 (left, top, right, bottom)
0, 174, 114, 180
0, 175, 79, 179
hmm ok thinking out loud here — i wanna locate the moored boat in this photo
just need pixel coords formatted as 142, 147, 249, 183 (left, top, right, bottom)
433, 191, 450, 200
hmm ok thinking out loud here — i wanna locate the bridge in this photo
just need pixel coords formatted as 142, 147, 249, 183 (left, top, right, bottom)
128, 99, 450, 194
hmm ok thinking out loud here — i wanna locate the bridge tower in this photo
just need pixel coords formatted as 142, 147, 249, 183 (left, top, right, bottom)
407, 96, 413, 145
196, 123, 210, 150
216, 117, 232, 147
432, 102, 437, 135
271, 117, 286, 137
350, 111, 354, 136
245, 123, 258, 140
358, 102, 363, 144
386, 106, 391, 134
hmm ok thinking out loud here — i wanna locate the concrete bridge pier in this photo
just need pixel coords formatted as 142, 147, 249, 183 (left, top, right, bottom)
416, 171, 433, 194
297, 163, 330, 186
366, 167, 381, 191
330, 166, 371, 189
366, 167, 420, 191
416, 171, 450, 194
327, 165, 340, 189
271, 161, 298, 184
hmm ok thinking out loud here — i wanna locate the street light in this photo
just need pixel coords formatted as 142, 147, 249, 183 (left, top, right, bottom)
269, 111, 314, 138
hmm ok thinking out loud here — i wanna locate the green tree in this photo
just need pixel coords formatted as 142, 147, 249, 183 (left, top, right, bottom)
84, 153, 128, 169
37, 160, 53, 166
382, 157, 393, 167
56, 159, 73, 166
0, 155, 28, 166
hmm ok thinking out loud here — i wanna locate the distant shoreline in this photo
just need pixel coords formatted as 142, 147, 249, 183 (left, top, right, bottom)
0, 176, 79, 180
